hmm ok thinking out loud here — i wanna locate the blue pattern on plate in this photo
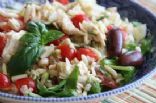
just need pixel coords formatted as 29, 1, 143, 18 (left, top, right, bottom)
0, 0, 156, 102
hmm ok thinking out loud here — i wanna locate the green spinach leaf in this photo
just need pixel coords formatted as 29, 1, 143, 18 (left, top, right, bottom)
65, 65, 79, 89
8, 44, 43, 76
141, 38, 152, 55
125, 43, 137, 51
37, 66, 79, 97
89, 81, 101, 94
41, 30, 63, 45
100, 58, 117, 66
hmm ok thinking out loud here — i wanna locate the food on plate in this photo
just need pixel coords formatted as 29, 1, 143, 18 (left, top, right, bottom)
0, 0, 152, 97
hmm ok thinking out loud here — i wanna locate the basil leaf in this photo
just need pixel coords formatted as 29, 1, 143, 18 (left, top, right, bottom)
100, 58, 117, 66
27, 21, 47, 34
48, 80, 66, 91
20, 32, 41, 45
8, 21, 64, 76
89, 81, 101, 94
125, 43, 137, 51
65, 65, 80, 89
141, 38, 152, 55
132, 21, 141, 27
27, 92, 42, 97
37, 66, 79, 97
37, 80, 66, 96
109, 65, 135, 71
119, 69, 136, 85
8, 44, 43, 76
54, 89, 77, 97
41, 30, 64, 45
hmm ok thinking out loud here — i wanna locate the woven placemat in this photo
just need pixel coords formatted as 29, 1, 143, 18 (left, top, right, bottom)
102, 75, 156, 103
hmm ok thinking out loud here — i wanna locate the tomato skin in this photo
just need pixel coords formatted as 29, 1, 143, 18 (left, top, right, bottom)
96, 70, 118, 89
0, 73, 11, 89
50, 34, 68, 46
76, 48, 99, 61
0, 16, 8, 22
58, 44, 76, 61
57, 0, 69, 5
15, 78, 36, 94
0, 35, 7, 56
71, 14, 89, 29
107, 25, 113, 31
0, 16, 24, 32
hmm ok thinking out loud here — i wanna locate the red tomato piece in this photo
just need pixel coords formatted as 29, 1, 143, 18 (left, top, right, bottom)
0, 35, 7, 56
15, 78, 36, 94
96, 70, 118, 89
0, 16, 8, 22
71, 14, 89, 29
58, 44, 76, 61
57, 0, 69, 5
107, 25, 113, 31
50, 34, 68, 46
0, 16, 25, 32
76, 48, 99, 61
0, 73, 11, 89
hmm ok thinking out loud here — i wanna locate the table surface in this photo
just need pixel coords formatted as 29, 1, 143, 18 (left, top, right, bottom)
103, 1, 156, 103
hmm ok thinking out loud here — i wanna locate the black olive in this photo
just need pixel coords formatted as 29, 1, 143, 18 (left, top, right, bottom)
119, 51, 144, 66
107, 28, 123, 57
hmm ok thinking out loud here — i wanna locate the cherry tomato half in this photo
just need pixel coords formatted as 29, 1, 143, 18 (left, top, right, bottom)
58, 44, 76, 61
71, 14, 89, 29
0, 73, 11, 89
15, 78, 36, 94
0, 17, 24, 32
57, 0, 69, 5
76, 48, 99, 61
0, 35, 7, 56
50, 34, 68, 46
107, 25, 114, 31
0, 16, 8, 22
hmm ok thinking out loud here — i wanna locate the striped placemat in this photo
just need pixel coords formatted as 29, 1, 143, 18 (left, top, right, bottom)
102, 75, 156, 103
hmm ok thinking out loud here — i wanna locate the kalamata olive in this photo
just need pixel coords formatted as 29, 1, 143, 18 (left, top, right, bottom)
119, 51, 144, 66
107, 28, 123, 57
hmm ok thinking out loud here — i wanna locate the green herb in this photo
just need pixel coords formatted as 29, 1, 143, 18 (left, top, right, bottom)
65, 65, 79, 89
37, 66, 79, 97
37, 80, 66, 96
8, 21, 64, 76
100, 59, 136, 85
97, 15, 109, 21
27, 92, 42, 97
141, 38, 152, 55
119, 69, 136, 85
89, 81, 101, 94
132, 21, 141, 27
100, 58, 117, 66
7, 44, 43, 76
109, 65, 135, 71
109, 65, 136, 84
48, 80, 66, 91
125, 43, 137, 51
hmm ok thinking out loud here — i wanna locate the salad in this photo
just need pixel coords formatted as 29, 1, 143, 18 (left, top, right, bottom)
0, 0, 152, 97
